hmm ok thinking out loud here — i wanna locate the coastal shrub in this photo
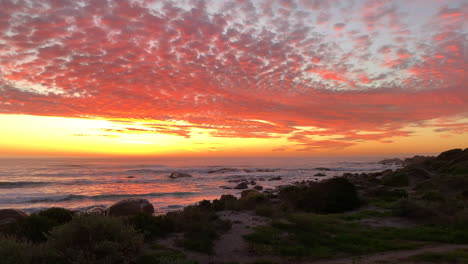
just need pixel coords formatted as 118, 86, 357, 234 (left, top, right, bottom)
382, 171, 409, 187
393, 200, 439, 222
279, 178, 361, 213
6, 214, 56, 242
37, 207, 74, 225
167, 204, 231, 254
47, 214, 143, 264
0, 235, 67, 264
127, 213, 175, 240
368, 188, 408, 202
2, 207, 75, 243
0, 235, 32, 264
420, 191, 445, 202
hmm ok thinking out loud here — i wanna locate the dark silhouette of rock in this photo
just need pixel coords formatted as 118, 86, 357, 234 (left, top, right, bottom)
253, 185, 264, 191
241, 189, 260, 199
268, 176, 282, 181
234, 182, 249, 189
107, 198, 154, 217
127, 176, 135, 178
315, 167, 331, 171
378, 158, 404, 166
404, 155, 432, 166
249, 180, 256, 185
86, 207, 106, 215
0, 209, 28, 225
220, 186, 232, 189
169, 172, 192, 179
314, 173, 326, 177
208, 168, 239, 173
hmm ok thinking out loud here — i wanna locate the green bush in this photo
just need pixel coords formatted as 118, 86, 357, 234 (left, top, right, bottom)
0, 235, 32, 264
37, 208, 74, 225
166, 203, 231, 254
2, 208, 74, 243
127, 213, 175, 240
382, 171, 409, 187
47, 214, 143, 264
279, 178, 361, 213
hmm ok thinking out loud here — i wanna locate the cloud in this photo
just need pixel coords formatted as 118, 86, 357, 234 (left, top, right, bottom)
0, 0, 466, 151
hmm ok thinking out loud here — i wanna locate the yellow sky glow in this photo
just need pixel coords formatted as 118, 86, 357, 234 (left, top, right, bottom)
0, 114, 466, 157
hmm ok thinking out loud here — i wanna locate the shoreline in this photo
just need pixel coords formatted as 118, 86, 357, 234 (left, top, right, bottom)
1, 148, 467, 264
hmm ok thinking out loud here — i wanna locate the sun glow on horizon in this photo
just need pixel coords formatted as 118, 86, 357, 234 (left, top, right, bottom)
0, 114, 466, 158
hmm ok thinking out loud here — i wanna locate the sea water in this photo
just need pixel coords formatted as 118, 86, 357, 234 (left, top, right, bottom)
0, 156, 401, 213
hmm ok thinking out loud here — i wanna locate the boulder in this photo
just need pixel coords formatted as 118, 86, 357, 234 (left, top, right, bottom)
208, 168, 239, 174
268, 176, 282, 181
0, 209, 28, 225
314, 173, 326, 177
234, 182, 249, 189
107, 198, 154, 217
253, 185, 264, 191
169, 172, 192, 179
86, 207, 106, 215
241, 189, 260, 199
249, 180, 256, 185
378, 158, 404, 166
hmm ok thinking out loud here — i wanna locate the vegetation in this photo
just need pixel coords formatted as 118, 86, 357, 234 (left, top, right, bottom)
0, 148, 466, 263
410, 249, 468, 263
278, 177, 361, 213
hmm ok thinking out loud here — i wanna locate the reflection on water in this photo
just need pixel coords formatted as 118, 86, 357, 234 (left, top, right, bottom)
0, 156, 401, 213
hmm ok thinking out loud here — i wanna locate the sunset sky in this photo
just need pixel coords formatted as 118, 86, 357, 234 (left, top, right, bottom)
0, 0, 467, 157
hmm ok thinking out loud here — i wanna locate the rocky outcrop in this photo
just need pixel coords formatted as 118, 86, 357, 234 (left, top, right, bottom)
107, 198, 154, 217
169, 172, 192, 179
314, 173, 326, 177
253, 185, 263, 191
208, 168, 239, 174
378, 158, 404, 166
240, 189, 260, 199
268, 176, 282, 181
234, 182, 249, 189
0, 209, 28, 225
86, 207, 106, 215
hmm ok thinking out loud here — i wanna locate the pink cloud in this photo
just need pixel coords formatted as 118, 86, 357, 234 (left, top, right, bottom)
0, 0, 466, 151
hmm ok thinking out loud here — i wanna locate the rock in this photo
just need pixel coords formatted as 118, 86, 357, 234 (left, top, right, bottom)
404, 155, 432, 166
169, 172, 192, 179
315, 167, 331, 171
228, 179, 245, 183
378, 158, 404, 166
249, 180, 256, 185
314, 173, 326, 177
208, 168, 239, 174
107, 198, 154, 217
220, 186, 232, 189
253, 185, 264, 191
258, 177, 266, 181
220, 194, 237, 203
268, 176, 282, 181
234, 182, 249, 189
0, 209, 28, 225
241, 189, 260, 199
127, 176, 135, 178
86, 207, 106, 215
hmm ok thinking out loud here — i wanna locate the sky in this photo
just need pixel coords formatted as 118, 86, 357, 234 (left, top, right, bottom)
0, 0, 467, 157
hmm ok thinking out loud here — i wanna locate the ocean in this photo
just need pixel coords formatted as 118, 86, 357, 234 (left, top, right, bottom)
0, 156, 401, 214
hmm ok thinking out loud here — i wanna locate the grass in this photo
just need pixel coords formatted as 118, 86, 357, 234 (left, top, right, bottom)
410, 249, 468, 263
244, 212, 468, 259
